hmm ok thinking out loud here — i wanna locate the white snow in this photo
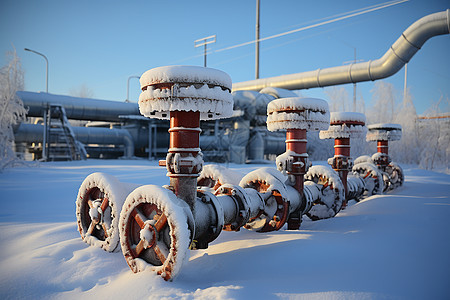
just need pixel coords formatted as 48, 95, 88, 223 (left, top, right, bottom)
319, 124, 367, 139
138, 66, 233, 120
118, 184, 192, 279
76, 172, 138, 252
198, 164, 244, 187
330, 112, 366, 124
140, 65, 232, 90
0, 159, 449, 299
366, 123, 402, 141
266, 97, 330, 132
320, 112, 367, 139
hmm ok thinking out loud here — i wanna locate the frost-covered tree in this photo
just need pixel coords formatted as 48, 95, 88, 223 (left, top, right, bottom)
69, 83, 95, 98
325, 86, 350, 112
415, 95, 450, 172
367, 81, 397, 124
0, 50, 27, 171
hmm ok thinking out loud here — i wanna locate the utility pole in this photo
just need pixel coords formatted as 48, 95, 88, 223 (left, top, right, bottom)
255, 0, 260, 79
194, 35, 216, 67
353, 48, 356, 111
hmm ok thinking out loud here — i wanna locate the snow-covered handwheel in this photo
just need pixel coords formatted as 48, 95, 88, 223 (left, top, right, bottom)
197, 164, 243, 191
239, 167, 289, 232
387, 162, 404, 190
304, 165, 345, 220
352, 162, 384, 196
76, 172, 133, 252
119, 185, 193, 281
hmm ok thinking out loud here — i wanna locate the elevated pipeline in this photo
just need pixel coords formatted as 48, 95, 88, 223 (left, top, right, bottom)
15, 123, 135, 158
232, 9, 450, 91
17, 91, 140, 122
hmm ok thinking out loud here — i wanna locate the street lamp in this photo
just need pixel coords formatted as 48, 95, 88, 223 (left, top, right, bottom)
24, 48, 48, 93
127, 75, 140, 102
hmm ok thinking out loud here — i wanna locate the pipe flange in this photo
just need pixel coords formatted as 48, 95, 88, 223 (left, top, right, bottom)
366, 123, 402, 141
320, 112, 367, 139
194, 190, 224, 247
266, 97, 330, 132
214, 184, 250, 231
328, 156, 353, 172
165, 152, 204, 176
138, 65, 233, 120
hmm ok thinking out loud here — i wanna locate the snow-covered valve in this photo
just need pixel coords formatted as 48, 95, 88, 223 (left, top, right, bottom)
118, 65, 234, 280
264, 97, 343, 228
76, 173, 138, 252
366, 123, 404, 190
319, 112, 367, 206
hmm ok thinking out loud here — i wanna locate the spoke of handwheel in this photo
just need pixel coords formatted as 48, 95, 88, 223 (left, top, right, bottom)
102, 223, 109, 238
135, 240, 145, 257
131, 208, 147, 229
153, 244, 167, 264
100, 198, 109, 212
87, 199, 94, 209
87, 219, 98, 235
154, 214, 167, 232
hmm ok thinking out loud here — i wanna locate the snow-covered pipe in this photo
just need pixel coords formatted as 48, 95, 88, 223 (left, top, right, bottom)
232, 10, 450, 92
17, 91, 140, 122
366, 123, 402, 171
14, 123, 135, 158
267, 97, 331, 229
320, 112, 367, 203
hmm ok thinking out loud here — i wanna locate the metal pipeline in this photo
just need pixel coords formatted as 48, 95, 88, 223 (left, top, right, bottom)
16, 91, 140, 122
15, 123, 135, 158
232, 9, 450, 91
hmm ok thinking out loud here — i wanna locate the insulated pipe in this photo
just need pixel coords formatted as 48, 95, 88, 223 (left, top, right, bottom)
17, 91, 140, 122
232, 10, 450, 92
14, 123, 135, 158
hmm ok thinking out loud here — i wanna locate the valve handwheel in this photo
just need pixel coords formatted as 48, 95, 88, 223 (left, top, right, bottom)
76, 172, 130, 252
304, 165, 345, 220
119, 185, 192, 281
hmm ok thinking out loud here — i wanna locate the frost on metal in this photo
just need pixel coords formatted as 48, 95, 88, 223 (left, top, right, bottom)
198, 164, 244, 189
320, 112, 367, 139
366, 123, 402, 141
266, 97, 330, 131
354, 155, 373, 165
119, 185, 192, 280
76, 172, 137, 252
239, 167, 288, 194
304, 165, 345, 220
138, 65, 233, 120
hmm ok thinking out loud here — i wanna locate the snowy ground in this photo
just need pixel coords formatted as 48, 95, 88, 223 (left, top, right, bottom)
0, 159, 449, 299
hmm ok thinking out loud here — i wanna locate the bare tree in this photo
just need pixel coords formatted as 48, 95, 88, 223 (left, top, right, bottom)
0, 50, 27, 170
69, 83, 94, 98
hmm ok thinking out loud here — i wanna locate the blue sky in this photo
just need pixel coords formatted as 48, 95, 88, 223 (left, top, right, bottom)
1, 0, 449, 115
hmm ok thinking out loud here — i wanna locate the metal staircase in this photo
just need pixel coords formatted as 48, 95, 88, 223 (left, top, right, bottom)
42, 104, 85, 161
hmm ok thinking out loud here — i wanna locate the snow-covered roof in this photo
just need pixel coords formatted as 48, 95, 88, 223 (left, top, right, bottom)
138, 66, 233, 120
266, 97, 330, 132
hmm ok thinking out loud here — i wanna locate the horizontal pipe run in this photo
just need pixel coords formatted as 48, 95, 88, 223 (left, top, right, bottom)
14, 123, 135, 158
232, 10, 450, 92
